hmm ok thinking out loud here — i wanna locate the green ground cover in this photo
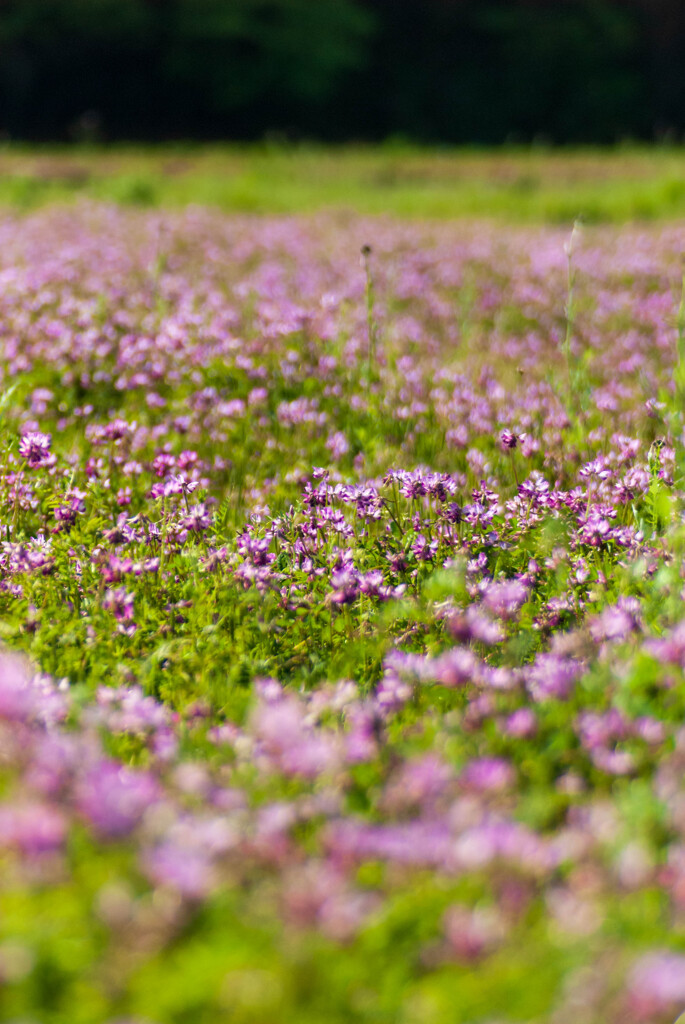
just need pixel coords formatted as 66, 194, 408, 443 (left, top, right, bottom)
2, 144, 685, 221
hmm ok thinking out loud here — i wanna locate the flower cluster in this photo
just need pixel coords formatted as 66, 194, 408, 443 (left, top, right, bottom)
0, 206, 680, 1021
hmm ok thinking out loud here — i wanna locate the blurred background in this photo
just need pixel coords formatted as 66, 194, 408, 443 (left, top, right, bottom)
0, 0, 684, 145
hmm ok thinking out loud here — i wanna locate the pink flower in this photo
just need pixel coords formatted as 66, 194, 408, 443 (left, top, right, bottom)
460, 757, 515, 793
503, 708, 537, 738
102, 587, 135, 623
444, 903, 505, 961
76, 762, 159, 838
628, 952, 685, 1019
145, 842, 214, 899
0, 802, 66, 856
18, 431, 53, 468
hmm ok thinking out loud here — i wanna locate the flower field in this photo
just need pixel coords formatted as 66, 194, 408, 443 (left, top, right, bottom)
1, 203, 685, 1022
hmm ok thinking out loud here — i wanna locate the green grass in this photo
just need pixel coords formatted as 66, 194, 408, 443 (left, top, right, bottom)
4, 142, 685, 221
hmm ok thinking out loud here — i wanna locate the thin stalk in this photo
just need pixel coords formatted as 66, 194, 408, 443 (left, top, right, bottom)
360, 244, 378, 389
508, 448, 519, 489
562, 220, 582, 416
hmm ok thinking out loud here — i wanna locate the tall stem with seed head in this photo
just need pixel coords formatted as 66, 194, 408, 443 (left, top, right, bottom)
360, 244, 378, 390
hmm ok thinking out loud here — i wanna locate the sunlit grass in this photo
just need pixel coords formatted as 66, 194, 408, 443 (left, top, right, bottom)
3, 142, 685, 221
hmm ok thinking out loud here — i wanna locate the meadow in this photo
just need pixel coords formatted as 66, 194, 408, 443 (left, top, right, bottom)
5, 143, 685, 221
0, 151, 684, 1022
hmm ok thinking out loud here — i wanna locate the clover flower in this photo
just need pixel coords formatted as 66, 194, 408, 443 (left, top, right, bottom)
18, 431, 53, 468
102, 587, 135, 623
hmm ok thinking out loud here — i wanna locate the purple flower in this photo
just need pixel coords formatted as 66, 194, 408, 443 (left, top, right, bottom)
54, 492, 86, 527
181, 503, 212, 532
460, 757, 514, 793
93, 685, 171, 735
589, 602, 639, 644
0, 802, 66, 856
591, 747, 635, 775
448, 606, 504, 646
77, 761, 160, 838
375, 670, 414, 715
103, 418, 132, 442
431, 647, 479, 688
453, 820, 553, 874
500, 429, 518, 450
145, 842, 214, 899
0, 653, 36, 721
444, 903, 505, 961
647, 620, 685, 666
503, 708, 537, 738
252, 696, 341, 779
576, 709, 629, 751
18, 431, 53, 468
628, 952, 685, 1018
329, 570, 359, 605
412, 534, 438, 562
24, 733, 82, 796
327, 818, 452, 870
282, 861, 377, 941
483, 579, 529, 620
633, 716, 665, 745
383, 754, 453, 811
526, 654, 583, 702
102, 587, 135, 623
344, 704, 380, 763
326, 431, 350, 460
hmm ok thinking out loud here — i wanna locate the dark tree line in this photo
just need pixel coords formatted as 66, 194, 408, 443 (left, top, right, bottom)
0, 0, 683, 143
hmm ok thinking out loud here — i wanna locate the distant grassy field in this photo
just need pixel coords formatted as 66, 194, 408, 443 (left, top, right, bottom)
2, 143, 685, 221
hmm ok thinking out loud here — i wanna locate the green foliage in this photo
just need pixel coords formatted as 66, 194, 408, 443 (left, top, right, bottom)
6, 145, 685, 223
